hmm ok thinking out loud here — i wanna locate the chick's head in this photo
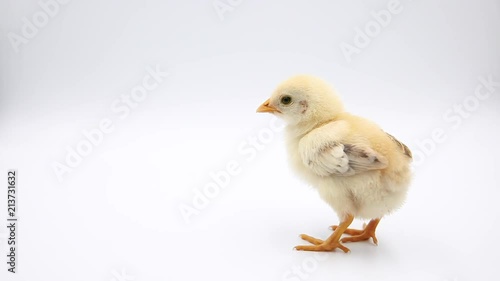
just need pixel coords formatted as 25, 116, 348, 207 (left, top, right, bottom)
257, 75, 344, 126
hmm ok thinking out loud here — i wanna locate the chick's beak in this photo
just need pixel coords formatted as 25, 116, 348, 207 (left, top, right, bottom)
256, 99, 280, 113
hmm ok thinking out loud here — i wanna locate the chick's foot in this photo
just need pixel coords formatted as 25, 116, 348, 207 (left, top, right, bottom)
294, 214, 354, 253
295, 234, 350, 252
331, 218, 380, 245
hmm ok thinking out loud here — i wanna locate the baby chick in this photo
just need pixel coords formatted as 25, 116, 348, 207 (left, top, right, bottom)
256, 75, 412, 252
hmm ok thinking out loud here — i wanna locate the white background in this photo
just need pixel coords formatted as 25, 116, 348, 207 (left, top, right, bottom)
1, 0, 500, 280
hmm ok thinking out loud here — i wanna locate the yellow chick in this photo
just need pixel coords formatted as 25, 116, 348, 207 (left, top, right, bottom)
256, 75, 412, 252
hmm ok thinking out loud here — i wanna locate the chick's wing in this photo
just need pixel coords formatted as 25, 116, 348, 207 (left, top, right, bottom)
299, 138, 388, 177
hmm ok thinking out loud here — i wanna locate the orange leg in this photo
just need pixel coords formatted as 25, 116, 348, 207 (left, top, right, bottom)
295, 214, 354, 252
331, 218, 380, 245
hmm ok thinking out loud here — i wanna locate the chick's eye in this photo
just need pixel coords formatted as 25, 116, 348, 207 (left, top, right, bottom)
281, 95, 292, 105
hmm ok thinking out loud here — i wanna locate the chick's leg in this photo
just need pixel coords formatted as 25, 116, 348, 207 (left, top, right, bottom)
331, 218, 380, 245
295, 214, 354, 252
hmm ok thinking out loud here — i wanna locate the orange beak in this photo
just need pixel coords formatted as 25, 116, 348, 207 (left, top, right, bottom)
256, 98, 280, 113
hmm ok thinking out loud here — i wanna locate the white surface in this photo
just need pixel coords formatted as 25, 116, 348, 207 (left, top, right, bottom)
1, 0, 499, 280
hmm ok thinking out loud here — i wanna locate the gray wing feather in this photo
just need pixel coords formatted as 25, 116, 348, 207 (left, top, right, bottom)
305, 142, 387, 177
